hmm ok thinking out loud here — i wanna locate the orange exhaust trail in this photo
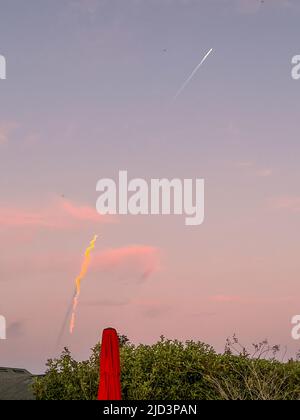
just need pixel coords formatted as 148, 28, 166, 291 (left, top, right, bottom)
69, 234, 98, 334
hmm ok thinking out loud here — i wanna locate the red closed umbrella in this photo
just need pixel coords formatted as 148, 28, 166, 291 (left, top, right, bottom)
98, 328, 122, 400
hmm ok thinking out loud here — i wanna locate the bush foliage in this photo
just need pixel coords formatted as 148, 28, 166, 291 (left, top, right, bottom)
33, 336, 300, 400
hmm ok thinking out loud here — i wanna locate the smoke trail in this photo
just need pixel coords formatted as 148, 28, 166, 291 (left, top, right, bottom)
174, 48, 213, 100
56, 290, 76, 348
69, 234, 98, 334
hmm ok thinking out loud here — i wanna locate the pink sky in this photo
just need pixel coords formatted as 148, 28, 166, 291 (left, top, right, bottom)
1, 0, 300, 373
1, 192, 300, 372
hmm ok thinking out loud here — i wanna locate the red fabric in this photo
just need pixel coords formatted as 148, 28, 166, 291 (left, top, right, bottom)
97, 328, 122, 400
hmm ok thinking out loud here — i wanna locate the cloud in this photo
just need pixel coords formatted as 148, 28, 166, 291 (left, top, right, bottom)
0, 208, 53, 228
236, 162, 273, 178
61, 200, 114, 223
269, 196, 300, 212
0, 244, 161, 283
256, 169, 272, 177
0, 122, 17, 145
91, 245, 161, 279
0, 198, 116, 229
236, 161, 254, 168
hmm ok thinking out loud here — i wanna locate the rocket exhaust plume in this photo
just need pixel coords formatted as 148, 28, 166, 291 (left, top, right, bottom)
69, 234, 98, 334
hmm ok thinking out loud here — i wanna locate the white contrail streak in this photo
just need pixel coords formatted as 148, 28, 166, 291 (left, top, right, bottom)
174, 48, 213, 100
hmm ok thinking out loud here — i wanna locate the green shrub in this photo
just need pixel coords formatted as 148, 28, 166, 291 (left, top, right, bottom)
33, 336, 300, 400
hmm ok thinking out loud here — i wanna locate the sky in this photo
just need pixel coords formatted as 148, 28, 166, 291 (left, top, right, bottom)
0, 0, 300, 373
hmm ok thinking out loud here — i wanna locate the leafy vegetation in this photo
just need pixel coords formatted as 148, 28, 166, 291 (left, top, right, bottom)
33, 335, 300, 400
